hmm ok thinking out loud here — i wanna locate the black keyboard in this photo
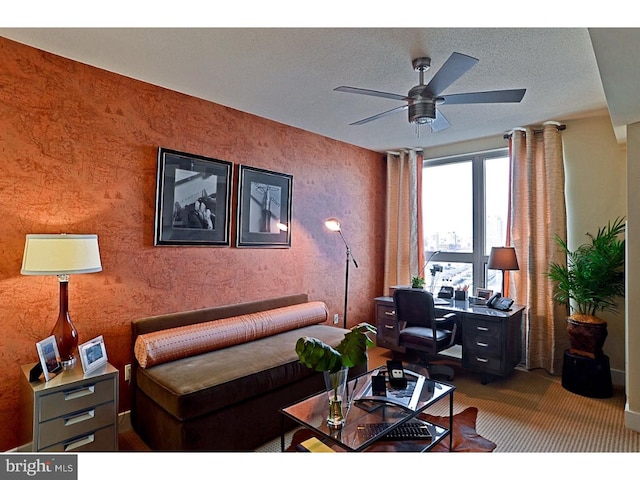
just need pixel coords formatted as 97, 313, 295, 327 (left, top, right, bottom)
357, 421, 432, 441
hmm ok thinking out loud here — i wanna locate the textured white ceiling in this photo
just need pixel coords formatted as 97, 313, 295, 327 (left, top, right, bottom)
0, 27, 613, 152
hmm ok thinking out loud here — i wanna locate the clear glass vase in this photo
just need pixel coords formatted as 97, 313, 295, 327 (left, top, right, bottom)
323, 366, 349, 428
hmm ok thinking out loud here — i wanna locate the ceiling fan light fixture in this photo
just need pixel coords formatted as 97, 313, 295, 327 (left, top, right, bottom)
408, 98, 436, 125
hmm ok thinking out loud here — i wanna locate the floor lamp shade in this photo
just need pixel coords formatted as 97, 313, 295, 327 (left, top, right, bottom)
488, 246, 519, 295
21, 234, 102, 367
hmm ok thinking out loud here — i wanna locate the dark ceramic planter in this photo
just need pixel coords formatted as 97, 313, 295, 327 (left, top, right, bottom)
567, 315, 608, 359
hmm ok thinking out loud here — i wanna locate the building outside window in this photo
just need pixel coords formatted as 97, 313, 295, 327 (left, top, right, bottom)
422, 148, 509, 295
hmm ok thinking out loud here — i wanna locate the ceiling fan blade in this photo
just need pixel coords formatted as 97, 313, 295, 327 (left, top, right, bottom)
440, 89, 526, 105
430, 108, 451, 132
422, 52, 479, 97
334, 86, 407, 102
349, 104, 409, 126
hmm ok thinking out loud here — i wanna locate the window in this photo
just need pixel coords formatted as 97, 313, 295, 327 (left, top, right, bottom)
422, 149, 510, 295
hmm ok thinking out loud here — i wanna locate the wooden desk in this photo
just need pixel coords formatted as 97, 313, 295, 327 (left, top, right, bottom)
374, 296, 525, 384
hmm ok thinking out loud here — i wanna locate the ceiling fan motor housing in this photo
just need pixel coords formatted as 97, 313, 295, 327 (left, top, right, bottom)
408, 84, 436, 124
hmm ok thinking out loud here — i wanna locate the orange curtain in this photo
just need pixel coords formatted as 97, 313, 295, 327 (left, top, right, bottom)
383, 150, 421, 295
509, 122, 569, 374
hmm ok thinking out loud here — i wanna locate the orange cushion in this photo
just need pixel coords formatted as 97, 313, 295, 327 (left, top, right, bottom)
135, 301, 328, 368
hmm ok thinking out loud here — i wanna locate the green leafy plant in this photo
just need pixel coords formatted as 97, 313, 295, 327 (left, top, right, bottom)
547, 217, 626, 317
295, 322, 377, 373
411, 276, 425, 289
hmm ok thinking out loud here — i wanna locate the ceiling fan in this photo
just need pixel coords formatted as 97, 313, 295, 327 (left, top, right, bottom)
334, 52, 526, 132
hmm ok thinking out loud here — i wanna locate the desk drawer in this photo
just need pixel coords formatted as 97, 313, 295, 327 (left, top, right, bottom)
376, 302, 396, 321
465, 318, 501, 339
375, 303, 400, 349
41, 424, 116, 452
38, 401, 115, 450
465, 335, 501, 356
39, 377, 116, 422
464, 352, 502, 372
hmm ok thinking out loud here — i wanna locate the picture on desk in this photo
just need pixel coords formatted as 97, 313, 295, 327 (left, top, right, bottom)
475, 288, 493, 300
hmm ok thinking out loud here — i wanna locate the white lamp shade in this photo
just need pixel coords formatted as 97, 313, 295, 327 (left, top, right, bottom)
21, 234, 102, 275
324, 218, 341, 232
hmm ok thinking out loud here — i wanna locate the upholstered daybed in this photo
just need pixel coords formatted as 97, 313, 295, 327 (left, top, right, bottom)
131, 293, 366, 451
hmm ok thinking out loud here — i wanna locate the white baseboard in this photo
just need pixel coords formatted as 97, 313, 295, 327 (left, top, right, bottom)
624, 403, 640, 433
612, 367, 625, 387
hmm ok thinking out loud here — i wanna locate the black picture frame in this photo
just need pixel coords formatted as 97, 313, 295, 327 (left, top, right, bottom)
155, 148, 233, 246
236, 165, 293, 248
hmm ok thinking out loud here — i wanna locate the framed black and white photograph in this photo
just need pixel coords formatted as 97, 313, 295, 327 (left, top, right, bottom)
155, 147, 233, 246
78, 335, 108, 374
36, 335, 62, 381
476, 288, 494, 300
236, 165, 293, 248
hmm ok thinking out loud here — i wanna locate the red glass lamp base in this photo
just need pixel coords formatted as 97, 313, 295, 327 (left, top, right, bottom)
51, 280, 78, 368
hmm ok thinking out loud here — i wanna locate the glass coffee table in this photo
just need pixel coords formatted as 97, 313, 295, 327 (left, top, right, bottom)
280, 366, 455, 452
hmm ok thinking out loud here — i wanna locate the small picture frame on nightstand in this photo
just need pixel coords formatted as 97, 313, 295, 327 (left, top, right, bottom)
35, 335, 62, 381
79, 335, 108, 374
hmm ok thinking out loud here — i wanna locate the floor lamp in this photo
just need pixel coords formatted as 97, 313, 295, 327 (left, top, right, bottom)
488, 246, 519, 295
325, 218, 358, 329
21, 234, 102, 368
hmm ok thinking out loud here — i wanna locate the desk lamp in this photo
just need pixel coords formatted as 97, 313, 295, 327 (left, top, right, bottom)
488, 246, 519, 295
21, 234, 102, 368
325, 218, 358, 329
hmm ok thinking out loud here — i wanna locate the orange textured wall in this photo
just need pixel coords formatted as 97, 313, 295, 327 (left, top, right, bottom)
0, 37, 385, 450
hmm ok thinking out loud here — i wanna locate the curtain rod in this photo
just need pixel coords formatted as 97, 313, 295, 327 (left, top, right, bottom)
503, 124, 566, 139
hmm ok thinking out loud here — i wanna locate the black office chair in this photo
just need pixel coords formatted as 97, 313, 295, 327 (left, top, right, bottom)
392, 288, 458, 380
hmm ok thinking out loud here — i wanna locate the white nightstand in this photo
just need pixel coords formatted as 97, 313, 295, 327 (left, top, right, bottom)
19, 361, 119, 452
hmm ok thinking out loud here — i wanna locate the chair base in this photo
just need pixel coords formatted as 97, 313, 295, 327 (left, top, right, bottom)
392, 350, 456, 381
426, 363, 455, 381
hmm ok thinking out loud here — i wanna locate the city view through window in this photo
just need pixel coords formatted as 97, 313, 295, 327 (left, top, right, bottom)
422, 154, 509, 295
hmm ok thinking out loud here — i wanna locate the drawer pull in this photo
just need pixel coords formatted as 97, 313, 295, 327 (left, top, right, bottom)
64, 434, 95, 452
475, 357, 489, 363
64, 409, 95, 426
384, 325, 395, 330
64, 385, 95, 401
476, 341, 489, 348
476, 326, 489, 332
384, 311, 396, 316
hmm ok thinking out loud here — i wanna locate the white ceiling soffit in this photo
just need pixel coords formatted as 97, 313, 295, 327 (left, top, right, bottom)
0, 27, 611, 153
589, 28, 640, 145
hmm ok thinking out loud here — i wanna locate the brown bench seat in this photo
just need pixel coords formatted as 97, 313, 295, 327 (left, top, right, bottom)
131, 294, 366, 451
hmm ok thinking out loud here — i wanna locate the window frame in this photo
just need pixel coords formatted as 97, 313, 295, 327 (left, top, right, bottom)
422, 147, 509, 291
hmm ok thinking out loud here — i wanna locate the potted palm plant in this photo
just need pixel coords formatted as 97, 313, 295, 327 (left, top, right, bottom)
295, 322, 376, 427
547, 217, 625, 358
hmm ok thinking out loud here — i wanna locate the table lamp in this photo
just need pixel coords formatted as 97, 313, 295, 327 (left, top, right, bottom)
325, 218, 358, 329
21, 234, 102, 368
488, 246, 519, 295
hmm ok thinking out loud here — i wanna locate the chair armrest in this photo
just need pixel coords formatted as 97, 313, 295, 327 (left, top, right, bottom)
436, 312, 457, 329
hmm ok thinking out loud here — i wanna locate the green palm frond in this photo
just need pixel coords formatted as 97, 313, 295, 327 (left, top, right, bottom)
547, 217, 625, 316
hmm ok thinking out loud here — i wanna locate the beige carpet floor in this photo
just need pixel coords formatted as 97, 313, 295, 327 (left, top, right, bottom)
363, 347, 640, 452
